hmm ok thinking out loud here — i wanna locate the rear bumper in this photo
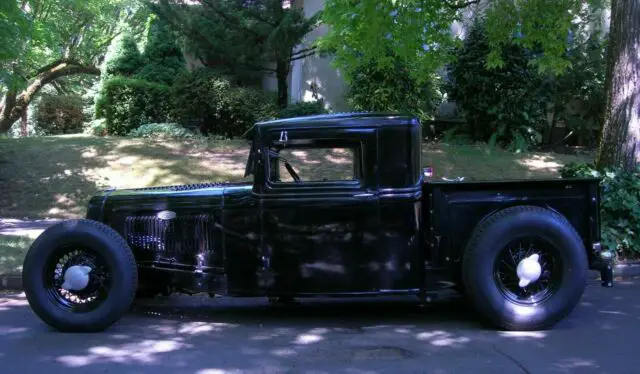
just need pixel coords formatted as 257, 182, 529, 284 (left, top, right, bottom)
590, 242, 614, 287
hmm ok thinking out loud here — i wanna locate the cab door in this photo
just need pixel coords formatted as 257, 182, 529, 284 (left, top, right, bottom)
258, 127, 381, 295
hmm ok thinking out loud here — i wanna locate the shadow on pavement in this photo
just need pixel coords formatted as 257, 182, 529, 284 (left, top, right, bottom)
0, 281, 639, 373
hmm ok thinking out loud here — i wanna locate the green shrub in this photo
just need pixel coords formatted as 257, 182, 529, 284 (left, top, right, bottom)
446, 22, 549, 152
345, 53, 443, 123
278, 100, 328, 118
171, 69, 278, 138
128, 123, 199, 139
85, 118, 107, 136
561, 163, 640, 259
95, 77, 173, 135
34, 94, 86, 135
134, 17, 187, 85
102, 32, 145, 80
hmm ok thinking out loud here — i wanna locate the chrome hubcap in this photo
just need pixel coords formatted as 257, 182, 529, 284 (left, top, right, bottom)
61, 265, 93, 291
516, 253, 542, 288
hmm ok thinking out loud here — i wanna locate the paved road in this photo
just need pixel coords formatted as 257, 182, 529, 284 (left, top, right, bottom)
1, 280, 639, 374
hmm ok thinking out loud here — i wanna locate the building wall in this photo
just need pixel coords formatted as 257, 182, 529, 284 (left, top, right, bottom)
288, 0, 349, 111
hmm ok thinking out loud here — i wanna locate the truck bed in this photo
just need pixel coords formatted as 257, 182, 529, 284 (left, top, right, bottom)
422, 177, 602, 270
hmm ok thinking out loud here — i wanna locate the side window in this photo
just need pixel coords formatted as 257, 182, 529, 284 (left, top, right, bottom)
268, 144, 360, 184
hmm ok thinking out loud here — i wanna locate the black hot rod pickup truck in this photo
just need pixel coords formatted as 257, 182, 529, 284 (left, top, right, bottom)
22, 112, 614, 332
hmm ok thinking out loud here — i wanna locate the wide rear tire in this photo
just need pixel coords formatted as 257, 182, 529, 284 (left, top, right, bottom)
22, 219, 138, 332
462, 205, 588, 331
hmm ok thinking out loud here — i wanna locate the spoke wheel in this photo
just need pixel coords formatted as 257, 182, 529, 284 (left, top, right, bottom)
23, 219, 138, 332
494, 237, 562, 305
461, 205, 588, 331
45, 247, 112, 313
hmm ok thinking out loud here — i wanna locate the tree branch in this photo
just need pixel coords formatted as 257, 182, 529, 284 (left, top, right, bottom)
447, 0, 481, 10
290, 51, 316, 62
1, 61, 100, 132
291, 46, 317, 57
30, 59, 74, 78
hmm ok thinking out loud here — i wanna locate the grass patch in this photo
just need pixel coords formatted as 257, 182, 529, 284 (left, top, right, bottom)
0, 135, 594, 220
0, 235, 34, 275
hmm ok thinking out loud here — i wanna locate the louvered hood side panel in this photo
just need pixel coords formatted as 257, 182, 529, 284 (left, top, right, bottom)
124, 213, 222, 270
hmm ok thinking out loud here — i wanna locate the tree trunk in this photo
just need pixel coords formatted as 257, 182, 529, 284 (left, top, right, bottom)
20, 107, 27, 136
276, 59, 289, 109
0, 88, 18, 133
595, 0, 640, 171
0, 60, 100, 133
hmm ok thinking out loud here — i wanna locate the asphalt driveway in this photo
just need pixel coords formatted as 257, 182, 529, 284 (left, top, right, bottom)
0, 279, 638, 374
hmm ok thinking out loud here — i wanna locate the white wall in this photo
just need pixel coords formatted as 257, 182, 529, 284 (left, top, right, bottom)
288, 0, 349, 111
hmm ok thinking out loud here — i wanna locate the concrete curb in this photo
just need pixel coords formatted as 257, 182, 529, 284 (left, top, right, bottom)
2, 263, 640, 292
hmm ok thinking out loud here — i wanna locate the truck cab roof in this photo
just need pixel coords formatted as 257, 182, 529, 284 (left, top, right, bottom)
246, 112, 423, 191
255, 112, 419, 132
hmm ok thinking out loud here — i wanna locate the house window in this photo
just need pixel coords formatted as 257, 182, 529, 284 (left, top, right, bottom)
268, 146, 359, 184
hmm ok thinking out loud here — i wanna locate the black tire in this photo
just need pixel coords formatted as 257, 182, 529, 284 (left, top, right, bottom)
22, 219, 138, 332
462, 205, 588, 331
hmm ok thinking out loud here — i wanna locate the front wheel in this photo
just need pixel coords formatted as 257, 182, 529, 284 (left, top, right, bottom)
22, 219, 138, 332
462, 205, 588, 331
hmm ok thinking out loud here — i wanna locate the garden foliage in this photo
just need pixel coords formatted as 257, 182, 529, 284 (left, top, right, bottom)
445, 21, 606, 151
561, 163, 640, 259
171, 69, 278, 138
95, 77, 172, 135
35, 94, 86, 135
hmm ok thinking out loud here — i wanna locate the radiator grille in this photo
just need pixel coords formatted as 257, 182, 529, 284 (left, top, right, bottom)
124, 214, 215, 255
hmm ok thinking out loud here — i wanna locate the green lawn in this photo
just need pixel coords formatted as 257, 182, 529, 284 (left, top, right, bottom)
0, 134, 594, 220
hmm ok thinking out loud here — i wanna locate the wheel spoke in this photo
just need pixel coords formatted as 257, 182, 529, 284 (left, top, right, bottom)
45, 247, 111, 313
494, 237, 561, 305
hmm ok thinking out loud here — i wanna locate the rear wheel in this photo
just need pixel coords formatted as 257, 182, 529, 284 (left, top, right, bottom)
22, 219, 138, 332
462, 206, 587, 331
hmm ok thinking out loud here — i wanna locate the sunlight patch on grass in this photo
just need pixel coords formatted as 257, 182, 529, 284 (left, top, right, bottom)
517, 155, 564, 172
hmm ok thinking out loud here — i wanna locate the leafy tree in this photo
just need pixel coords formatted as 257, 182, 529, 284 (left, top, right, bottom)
0, 0, 148, 134
318, 0, 463, 87
446, 21, 550, 151
347, 52, 443, 121
149, 0, 321, 108
319, 0, 609, 83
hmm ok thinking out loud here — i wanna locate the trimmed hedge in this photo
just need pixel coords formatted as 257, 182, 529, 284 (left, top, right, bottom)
35, 94, 85, 135
171, 69, 278, 138
127, 123, 199, 139
95, 77, 173, 135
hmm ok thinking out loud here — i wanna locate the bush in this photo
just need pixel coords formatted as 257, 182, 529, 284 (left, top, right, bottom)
128, 123, 199, 139
278, 101, 328, 118
85, 118, 107, 136
345, 54, 443, 123
445, 22, 549, 151
171, 69, 278, 138
95, 77, 173, 135
561, 163, 640, 259
35, 94, 86, 135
